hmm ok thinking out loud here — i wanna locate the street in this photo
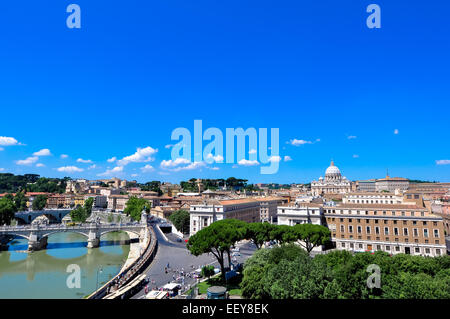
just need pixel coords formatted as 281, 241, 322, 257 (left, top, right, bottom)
131, 224, 256, 299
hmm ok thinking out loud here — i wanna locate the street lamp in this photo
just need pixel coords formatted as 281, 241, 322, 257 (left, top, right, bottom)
96, 266, 103, 291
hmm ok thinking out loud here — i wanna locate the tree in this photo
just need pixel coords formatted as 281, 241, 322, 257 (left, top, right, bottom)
14, 191, 28, 211
293, 223, 331, 255
187, 219, 246, 281
201, 265, 215, 279
32, 195, 48, 211
0, 195, 17, 225
84, 197, 94, 217
168, 210, 190, 234
269, 225, 297, 244
70, 206, 87, 223
124, 196, 150, 221
244, 222, 276, 249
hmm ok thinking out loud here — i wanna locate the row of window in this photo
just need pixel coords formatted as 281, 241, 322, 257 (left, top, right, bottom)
339, 225, 439, 237
325, 209, 426, 217
340, 242, 442, 255
329, 217, 436, 226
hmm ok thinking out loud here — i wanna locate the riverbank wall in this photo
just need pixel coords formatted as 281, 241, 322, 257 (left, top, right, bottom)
86, 226, 158, 299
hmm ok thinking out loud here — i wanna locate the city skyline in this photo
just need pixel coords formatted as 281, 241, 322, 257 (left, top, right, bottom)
1, 1, 449, 183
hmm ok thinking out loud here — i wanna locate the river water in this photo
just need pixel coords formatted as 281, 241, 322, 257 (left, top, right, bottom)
0, 232, 130, 299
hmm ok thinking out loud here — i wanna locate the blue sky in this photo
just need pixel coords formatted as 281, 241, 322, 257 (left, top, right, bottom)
0, 1, 449, 184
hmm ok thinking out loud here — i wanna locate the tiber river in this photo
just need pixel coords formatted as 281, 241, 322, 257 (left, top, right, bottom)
0, 232, 130, 298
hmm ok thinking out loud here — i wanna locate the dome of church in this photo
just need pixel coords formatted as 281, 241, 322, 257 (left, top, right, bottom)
325, 160, 341, 176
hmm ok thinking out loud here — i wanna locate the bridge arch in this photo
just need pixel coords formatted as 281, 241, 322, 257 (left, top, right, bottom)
1, 233, 30, 241
99, 229, 141, 238
40, 230, 90, 240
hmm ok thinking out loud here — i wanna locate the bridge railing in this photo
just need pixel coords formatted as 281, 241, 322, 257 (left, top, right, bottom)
0, 222, 142, 232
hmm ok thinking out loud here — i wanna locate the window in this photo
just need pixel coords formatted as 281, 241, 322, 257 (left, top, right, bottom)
434, 229, 439, 238
384, 227, 389, 235
348, 225, 353, 233
394, 228, 399, 236
423, 229, 429, 238
366, 226, 371, 234
403, 228, 408, 236
436, 249, 441, 255
413, 228, 418, 237
396, 246, 400, 252
423, 221, 427, 226
385, 245, 390, 251
415, 247, 420, 253
425, 248, 430, 254
359, 243, 363, 249
375, 227, 380, 235
340, 225, 345, 232
357, 226, 362, 233
341, 242, 346, 248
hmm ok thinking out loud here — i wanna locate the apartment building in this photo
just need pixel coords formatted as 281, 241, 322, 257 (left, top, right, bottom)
256, 197, 284, 223
324, 203, 446, 257
277, 202, 324, 226
189, 198, 261, 236
107, 195, 129, 212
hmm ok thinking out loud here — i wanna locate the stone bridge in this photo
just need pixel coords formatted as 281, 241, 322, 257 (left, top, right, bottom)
0, 216, 149, 252
14, 209, 71, 224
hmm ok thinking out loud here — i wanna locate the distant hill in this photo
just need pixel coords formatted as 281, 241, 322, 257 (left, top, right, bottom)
0, 173, 69, 194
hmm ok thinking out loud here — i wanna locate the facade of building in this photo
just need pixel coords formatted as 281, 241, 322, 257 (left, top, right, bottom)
277, 202, 324, 226
311, 161, 352, 196
324, 203, 446, 257
375, 175, 409, 192
189, 198, 261, 236
343, 192, 404, 205
356, 180, 376, 192
256, 197, 283, 223
107, 195, 129, 212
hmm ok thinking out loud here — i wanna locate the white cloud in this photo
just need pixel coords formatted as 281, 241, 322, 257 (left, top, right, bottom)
284, 156, 293, 162
268, 155, 282, 163
209, 167, 220, 171
131, 174, 139, 177
60, 154, 69, 159
107, 157, 117, 163
348, 135, 357, 139
172, 161, 207, 172
0, 136, 19, 146
117, 146, 158, 166
436, 160, 450, 165
249, 149, 257, 154
36, 163, 45, 167
238, 159, 259, 166
160, 158, 191, 169
16, 156, 39, 166
353, 154, 359, 158
232, 164, 239, 169
394, 129, 399, 135
206, 154, 224, 163
57, 166, 84, 173
77, 158, 93, 164
141, 164, 155, 173
0, 147, 4, 151
288, 138, 319, 146
97, 166, 124, 176
0, 168, 4, 172
88, 164, 97, 170
33, 149, 52, 156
